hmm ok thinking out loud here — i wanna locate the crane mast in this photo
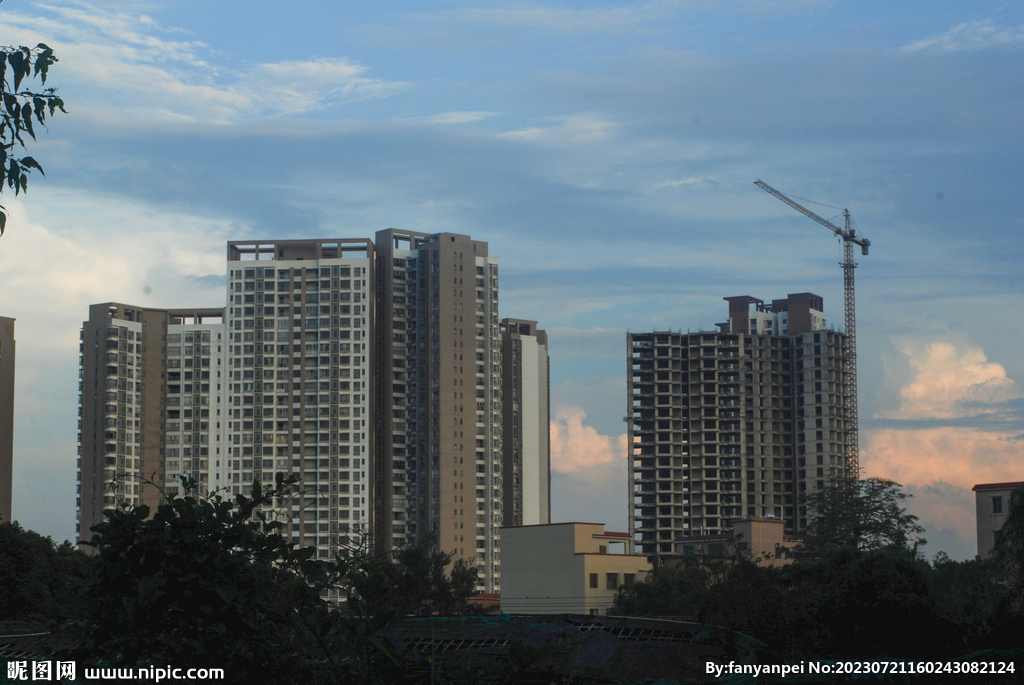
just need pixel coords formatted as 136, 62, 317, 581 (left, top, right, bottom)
754, 180, 870, 479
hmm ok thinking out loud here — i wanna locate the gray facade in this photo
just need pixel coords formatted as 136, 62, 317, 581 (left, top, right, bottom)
0, 316, 13, 524
501, 319, 550, 528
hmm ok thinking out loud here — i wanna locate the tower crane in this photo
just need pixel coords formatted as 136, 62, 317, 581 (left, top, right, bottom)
753, 179, 870, 478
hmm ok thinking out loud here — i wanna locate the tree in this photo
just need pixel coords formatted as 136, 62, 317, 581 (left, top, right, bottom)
0, 40, 67, 234
796, 477, 925, 559
0, 521, 92, 621
75, 477, 344, 682
362, 533, 479, 617
994, 484, 1024, 612
929, 552, 1010, 650
70, 476, 483, 683
781, 547, 944, 659
613, 556, 728, 619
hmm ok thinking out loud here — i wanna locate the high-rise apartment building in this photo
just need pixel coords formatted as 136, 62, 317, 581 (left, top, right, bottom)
500, 319, 550, 527
222, 239, 375, 565
77, 235, 541, 593
374, 230, 504, 593
0, 316, 14, 524
627, 293, 852, 559
77, 303, 224, 541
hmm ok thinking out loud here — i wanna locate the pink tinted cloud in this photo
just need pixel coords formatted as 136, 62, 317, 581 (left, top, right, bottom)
863, 426, 1023, 492
863, 338, 1024, 557
550, 406, 627, 474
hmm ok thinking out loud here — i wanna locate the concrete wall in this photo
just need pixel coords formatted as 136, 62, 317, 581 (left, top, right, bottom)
974, 483, 1022, 558
501, 523, 651, 615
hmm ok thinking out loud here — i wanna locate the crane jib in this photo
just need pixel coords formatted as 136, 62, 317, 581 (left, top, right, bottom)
753, 178, 869, 479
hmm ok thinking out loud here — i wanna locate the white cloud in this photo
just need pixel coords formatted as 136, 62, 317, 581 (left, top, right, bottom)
0, 3, 408, 124
0, 194, 238, 351
877, 340, 1021, 420
420, 111, 498, 124
651, 176, 716, 191
549, 406, 628, 527
903, 19, 1024, 53
237, 59, 410, 116
499, 114, 619, 145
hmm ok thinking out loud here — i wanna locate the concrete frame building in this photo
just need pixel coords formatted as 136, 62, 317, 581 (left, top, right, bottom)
627, 293, 852, 559
973, 481, 1023, 558
77, 235, 541, 593
500, 319, 550, 528
500, 522, 651, 615
0, 316, 14, 524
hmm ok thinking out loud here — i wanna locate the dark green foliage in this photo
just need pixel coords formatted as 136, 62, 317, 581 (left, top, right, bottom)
700, 560, 789, 650
0, 521, 92, 621
929, 553, 1014, 649
77, 478, 341, 681
797, 477, 926, 559
349, 533, 479, 621
781, 548, 941, 658
994, 484, 1024, 612
65, 477, 483, 683
613, 557, 727, 619
615, 478, 1024, 661
0, 40, 67, 234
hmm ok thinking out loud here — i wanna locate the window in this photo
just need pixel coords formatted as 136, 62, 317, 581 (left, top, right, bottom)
589, 573, 598, 589
606, 573, 618, 590
992, 496, 1003, 514
624, 574, 636, 587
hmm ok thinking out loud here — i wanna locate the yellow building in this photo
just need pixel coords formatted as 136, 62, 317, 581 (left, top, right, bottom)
500, 522, 652, 615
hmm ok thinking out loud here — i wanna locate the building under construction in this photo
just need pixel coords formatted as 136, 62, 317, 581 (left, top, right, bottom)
627, 294, 854, 559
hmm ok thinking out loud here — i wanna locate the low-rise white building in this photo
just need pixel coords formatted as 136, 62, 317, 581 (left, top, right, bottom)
973, 481, 1023, 558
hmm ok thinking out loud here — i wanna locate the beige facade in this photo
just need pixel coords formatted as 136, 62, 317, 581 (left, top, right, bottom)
374, 229, 504, 593
973, 481, 1023, 558
0, 316, 13, 524
628, 293, 852, 560
77, 304, 225, 543
673, 517, 795, 567
500, 522, 651, 615
500, 319, 550, 528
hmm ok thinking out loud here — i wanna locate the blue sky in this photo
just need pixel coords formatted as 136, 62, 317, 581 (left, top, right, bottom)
1, 0, 1022, 559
